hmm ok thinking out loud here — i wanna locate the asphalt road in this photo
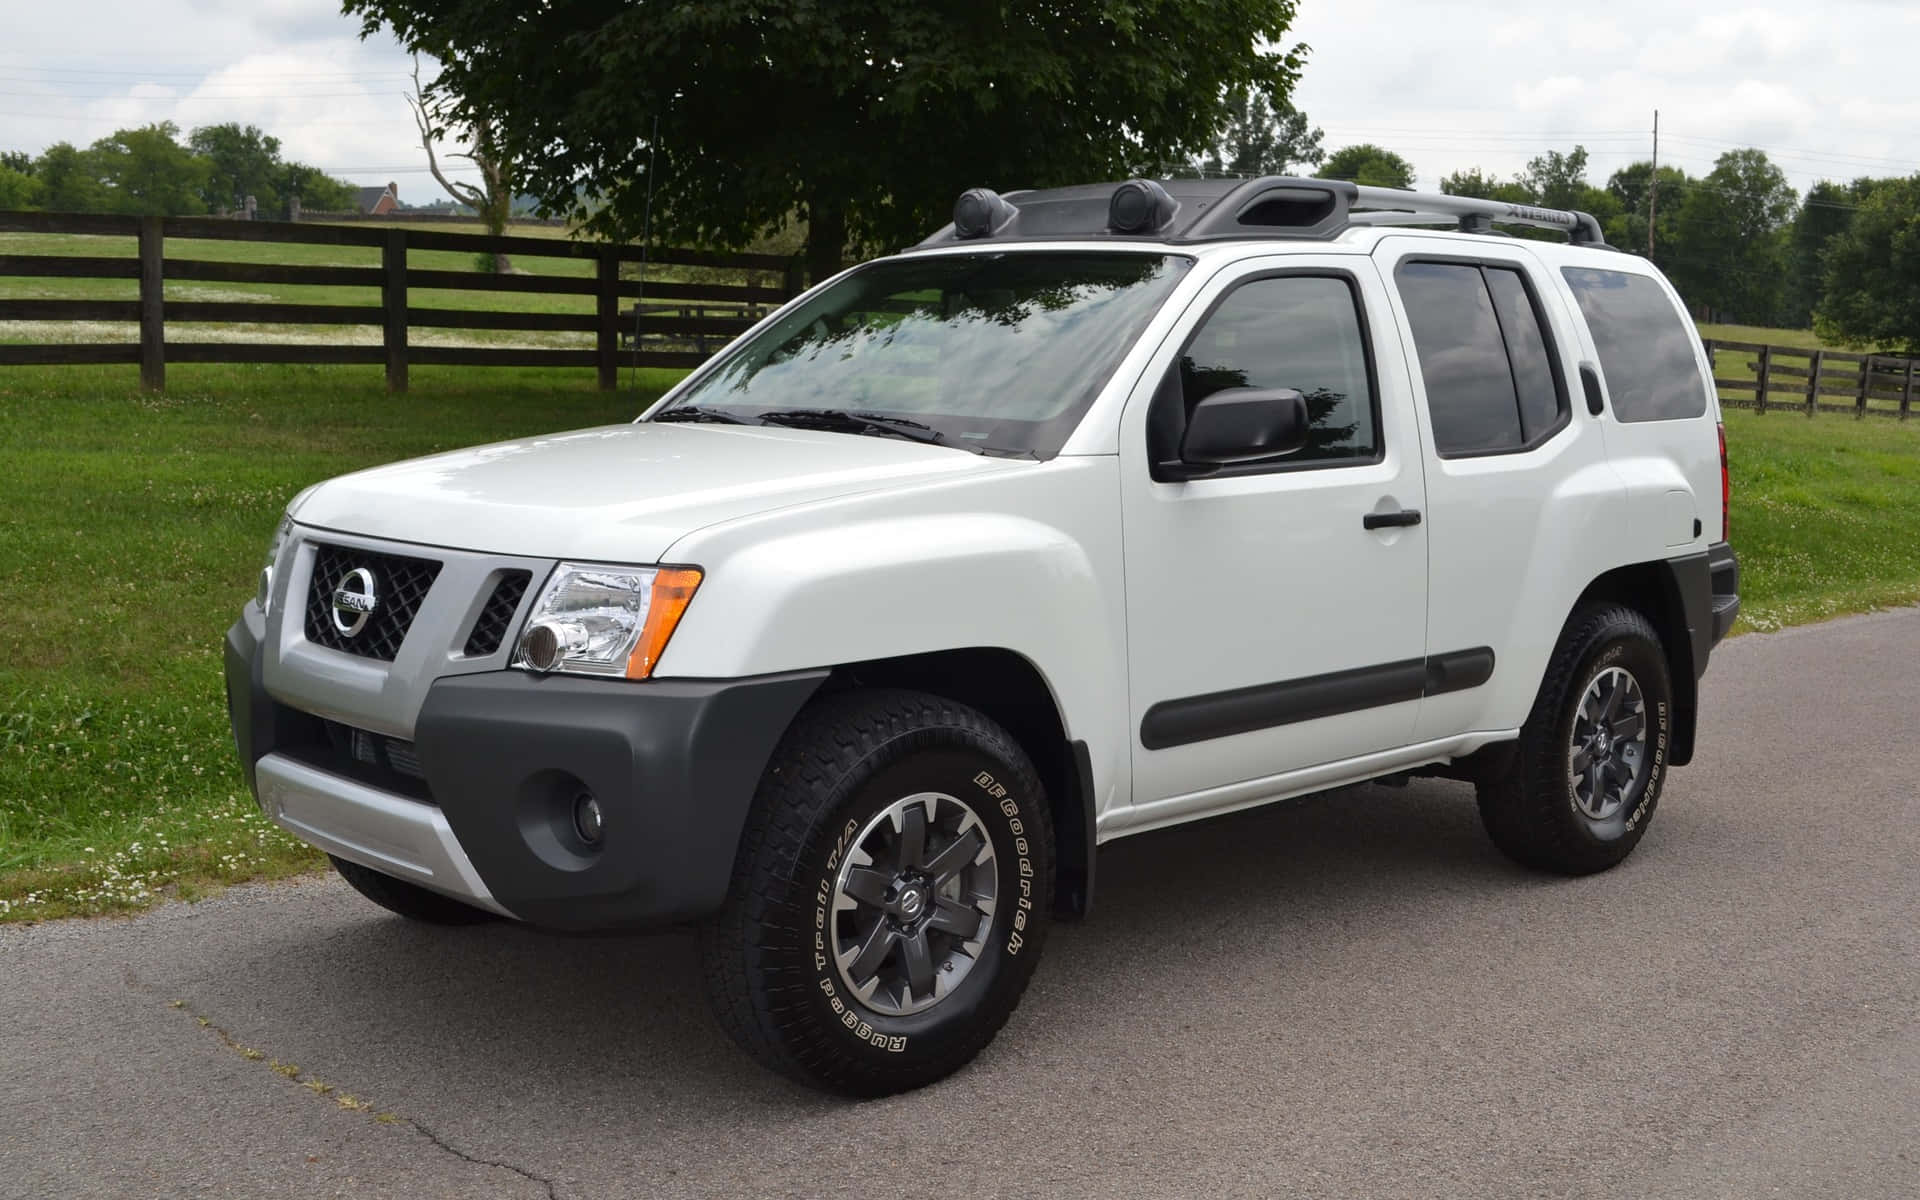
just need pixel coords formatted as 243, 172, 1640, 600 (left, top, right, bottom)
3, 608, 1916, 1199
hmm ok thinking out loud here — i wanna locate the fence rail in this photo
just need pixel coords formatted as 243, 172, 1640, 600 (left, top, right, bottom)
1704, 338, 1917, 420
5, 210, 1916, 415
0, 209, 804, 390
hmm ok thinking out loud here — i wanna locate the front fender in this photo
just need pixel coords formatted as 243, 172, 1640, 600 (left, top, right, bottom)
656, 496, 1128, 821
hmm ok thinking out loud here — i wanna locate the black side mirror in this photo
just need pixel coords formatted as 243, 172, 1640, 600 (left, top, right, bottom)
1162, 387, 1309, 480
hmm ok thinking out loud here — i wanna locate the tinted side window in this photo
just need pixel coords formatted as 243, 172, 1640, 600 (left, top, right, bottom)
1561, 268, 1707, 422
1484, 267, 1564, 441
1396, 263, 1522, 454
1152, 274, 1378, 468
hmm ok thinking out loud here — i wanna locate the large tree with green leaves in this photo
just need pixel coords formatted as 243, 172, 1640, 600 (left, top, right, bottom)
189, 122, 284, 214
88, 123, 210, 216
1783, 177, 1883, 329
343, 0, 1307, 280
1668, 148, 1796, 324
0, 164, 42, 209
33, 143, 107, 212
1315, 143, 1414, 190
1815, 174, 1920, 353
1603, 161, 1692, 260
1193, 83, 1322, 177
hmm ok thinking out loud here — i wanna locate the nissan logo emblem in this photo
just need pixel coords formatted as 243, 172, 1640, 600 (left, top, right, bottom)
331, 567, 379, 637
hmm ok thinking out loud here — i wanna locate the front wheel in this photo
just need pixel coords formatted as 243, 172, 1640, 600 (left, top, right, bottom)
701, 688, 1053, 1096
1477, 604, 1674, 875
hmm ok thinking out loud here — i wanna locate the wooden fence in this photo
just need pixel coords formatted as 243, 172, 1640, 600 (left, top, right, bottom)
1704, 338, 1917, 420
0, 210, 803, 391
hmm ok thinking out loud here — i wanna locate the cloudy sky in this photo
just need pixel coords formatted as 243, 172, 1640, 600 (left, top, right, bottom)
3, 0, 1916, 205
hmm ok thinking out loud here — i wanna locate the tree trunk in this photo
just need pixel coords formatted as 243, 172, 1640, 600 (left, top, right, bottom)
805, 196, 847, 287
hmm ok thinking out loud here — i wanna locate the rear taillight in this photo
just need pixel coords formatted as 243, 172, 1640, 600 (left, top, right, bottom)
1718, 422, 1730, 542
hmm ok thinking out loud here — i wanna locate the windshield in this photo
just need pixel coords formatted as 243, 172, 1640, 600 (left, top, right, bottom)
653, 251, 1192, 457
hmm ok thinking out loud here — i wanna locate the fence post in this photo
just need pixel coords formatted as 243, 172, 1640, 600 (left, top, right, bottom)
1857, 357, 1872, 419
1904, 358, 1915, 421
138, 215, 164, 391
596, 252, 619, 390
1804, 348, 1821, 417
382, 229, 408, 393
783, 258, 805, 300
1755, 344, 1770, 414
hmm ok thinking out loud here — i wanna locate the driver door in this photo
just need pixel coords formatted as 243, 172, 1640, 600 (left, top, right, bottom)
1118, 256, 1430, 822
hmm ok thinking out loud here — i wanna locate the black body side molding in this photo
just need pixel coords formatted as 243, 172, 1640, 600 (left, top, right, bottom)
1139, 647, 1496, 751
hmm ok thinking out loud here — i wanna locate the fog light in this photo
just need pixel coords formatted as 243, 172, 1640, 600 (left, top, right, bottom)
572, 792, 604, 846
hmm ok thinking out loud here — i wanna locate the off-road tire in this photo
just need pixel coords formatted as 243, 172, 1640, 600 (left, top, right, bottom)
1477, 604, 1673, 875
328, 854, 498, 925
701, 688, 1054, 1097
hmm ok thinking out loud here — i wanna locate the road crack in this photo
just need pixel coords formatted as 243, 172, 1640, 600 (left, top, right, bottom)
126, 968, 561, 1198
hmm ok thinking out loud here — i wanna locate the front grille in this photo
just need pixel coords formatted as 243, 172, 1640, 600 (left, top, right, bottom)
463, 570, 531, 657
304, 544, 442, 661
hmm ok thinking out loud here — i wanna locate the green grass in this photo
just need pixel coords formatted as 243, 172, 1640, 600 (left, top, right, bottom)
0, 363, 677, 921
0, 362, 1917, 923
1723, 408, 1920, 629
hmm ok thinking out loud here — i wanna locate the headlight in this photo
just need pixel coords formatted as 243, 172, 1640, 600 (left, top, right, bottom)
256, 514, 294, 615
513, 563, 703, 679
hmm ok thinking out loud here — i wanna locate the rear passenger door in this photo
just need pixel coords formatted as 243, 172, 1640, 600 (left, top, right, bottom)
1373, 239, 1614, 743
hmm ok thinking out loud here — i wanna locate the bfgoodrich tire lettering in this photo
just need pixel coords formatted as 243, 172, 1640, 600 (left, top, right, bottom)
701, 688, 1054, 1097
1477, 604, 1673, 875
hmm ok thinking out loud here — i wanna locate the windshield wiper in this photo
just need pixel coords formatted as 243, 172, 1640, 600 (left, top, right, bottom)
651, 405, 751, 424
756, 409, 951, 447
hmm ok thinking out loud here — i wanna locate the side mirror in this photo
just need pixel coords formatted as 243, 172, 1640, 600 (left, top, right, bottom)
1164, 387, 1309, 479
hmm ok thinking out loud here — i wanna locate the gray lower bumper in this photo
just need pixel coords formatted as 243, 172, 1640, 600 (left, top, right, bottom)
256, 752, 513, 917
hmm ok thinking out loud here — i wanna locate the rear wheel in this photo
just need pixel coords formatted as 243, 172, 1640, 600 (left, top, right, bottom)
328, 854, 498, 925
702, 688, 1053, 1096
1477, 604, 1673, 875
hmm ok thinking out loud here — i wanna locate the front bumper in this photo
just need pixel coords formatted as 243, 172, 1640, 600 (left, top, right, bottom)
225, 615, 825, 929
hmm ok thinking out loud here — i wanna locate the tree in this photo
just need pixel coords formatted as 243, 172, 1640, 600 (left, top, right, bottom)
189, 122, 283, 214
1668, 149, 1796, 324
0, 151, 32, 176
88, 122, 209, 216
278, 162, 360, 213
405, 56, 516, 270
0, 164, 43, 209
1520, 146, 1590, 211
32, 143, 107, 212
1195, 83, 1323, 177
1315, 143, 1414, 190
1441, 167, 1533, 205
345, 0, 1308, 282
1783, 178, 1883, 329
1815, 174, 1920, 353
1603, 161, 1691, 260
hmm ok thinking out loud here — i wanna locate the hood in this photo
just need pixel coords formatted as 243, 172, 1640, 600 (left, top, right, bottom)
291, 422, 1020, 561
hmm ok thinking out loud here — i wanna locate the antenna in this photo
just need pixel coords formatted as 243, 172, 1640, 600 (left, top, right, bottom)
629, 114, 660, 393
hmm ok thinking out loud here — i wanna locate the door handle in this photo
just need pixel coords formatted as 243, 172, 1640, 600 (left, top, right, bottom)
1363, 508, 1422, 530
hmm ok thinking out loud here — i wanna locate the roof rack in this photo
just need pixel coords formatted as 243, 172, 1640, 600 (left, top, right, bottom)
915, 176, 1608, 249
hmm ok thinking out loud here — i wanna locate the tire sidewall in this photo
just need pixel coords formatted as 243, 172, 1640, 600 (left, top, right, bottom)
792, 738, 1049, 1075
1550, 623, 1672, 849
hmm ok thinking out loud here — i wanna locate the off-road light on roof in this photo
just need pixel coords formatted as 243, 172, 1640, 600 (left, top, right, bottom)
1108, 179, 1179, 235
953, 188, 1018, 239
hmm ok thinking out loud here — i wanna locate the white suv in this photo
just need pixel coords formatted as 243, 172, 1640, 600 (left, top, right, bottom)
225, 176, 1740, 1095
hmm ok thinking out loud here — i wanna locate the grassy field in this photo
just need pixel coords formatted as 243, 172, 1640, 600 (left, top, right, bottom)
0, 363, 675, 921
1, 341, 1918, 923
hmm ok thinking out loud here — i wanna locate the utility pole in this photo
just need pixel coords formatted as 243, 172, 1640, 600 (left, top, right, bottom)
1647, 109, 1659, 260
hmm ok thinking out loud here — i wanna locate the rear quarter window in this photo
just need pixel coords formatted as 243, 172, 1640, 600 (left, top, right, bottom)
1562, 268, 1708, 422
